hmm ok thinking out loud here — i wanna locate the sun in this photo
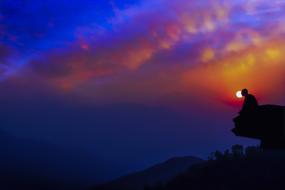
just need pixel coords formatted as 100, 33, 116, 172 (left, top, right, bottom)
236, 91, 243, 99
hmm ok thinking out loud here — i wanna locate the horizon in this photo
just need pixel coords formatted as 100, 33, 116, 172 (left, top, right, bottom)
0, 0, 285, 186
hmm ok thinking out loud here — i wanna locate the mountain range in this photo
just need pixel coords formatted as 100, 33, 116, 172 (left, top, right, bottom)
94, 156, 204, 190
0, 130, 119, 190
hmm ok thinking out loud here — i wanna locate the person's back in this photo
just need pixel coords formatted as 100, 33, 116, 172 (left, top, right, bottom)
240, 89, 258, 115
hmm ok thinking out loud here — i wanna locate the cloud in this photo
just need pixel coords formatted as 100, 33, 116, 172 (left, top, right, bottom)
0, 43, 11, 62
1, 0, 285, 106
27, 0, 233, 89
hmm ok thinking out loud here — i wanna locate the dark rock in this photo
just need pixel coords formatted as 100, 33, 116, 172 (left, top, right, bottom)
233, 105, 285, 149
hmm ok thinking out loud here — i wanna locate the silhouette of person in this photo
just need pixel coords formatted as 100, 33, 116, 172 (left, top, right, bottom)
239, 89, 258, 115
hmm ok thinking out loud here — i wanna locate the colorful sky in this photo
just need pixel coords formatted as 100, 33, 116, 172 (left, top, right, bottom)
1, 0, 285, 180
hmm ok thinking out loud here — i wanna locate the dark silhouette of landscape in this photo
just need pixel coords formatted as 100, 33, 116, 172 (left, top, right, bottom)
93, 145, 285, 190
93, 93, 285, 190
94, 156, 204, 190
146, 146, 285, 190
2, 89, 285, 190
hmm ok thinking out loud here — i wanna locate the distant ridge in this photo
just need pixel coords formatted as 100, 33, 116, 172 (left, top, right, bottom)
94, 156, 204, 190
0, 129, 116, 190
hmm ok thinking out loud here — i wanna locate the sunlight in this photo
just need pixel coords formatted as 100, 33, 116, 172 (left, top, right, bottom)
236, 91, 243, 98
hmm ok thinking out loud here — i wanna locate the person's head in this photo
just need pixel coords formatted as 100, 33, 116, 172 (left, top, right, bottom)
241, 89, 248, 96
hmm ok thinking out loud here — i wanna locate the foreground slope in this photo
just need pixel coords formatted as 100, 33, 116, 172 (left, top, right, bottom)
94, 156, 204, 190
151, 151, 285, 190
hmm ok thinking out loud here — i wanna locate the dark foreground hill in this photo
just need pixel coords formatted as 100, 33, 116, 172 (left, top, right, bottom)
94, 156, 204, 190
149, 149, 285, 190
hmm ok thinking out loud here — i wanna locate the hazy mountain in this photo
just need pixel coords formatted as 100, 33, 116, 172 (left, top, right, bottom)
0, 130, 118, 190
94, 156, 204, 190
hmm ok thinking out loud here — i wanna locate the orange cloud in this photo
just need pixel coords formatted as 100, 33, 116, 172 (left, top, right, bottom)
182, 38, 285, 107
22, 0, 285, 108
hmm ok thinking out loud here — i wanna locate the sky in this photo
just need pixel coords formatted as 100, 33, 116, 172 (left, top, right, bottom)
1, 0, 285, 181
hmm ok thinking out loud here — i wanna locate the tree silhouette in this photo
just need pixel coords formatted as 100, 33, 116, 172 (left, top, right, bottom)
231, 144, 244, 159
214, 150, 224, 160
245, 146, 261, 157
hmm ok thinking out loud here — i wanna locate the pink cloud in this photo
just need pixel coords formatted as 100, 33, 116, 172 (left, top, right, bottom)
23, 0, 285, 107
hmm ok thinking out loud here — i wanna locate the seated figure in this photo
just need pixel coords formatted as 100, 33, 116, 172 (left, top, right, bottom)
233, 89, 285, 149
239, 89, 259, 115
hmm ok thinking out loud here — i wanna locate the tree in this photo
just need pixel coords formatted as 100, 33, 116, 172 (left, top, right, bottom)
245, 146, 261, 157
232, 144, 244, 159
223, 149, 232, 160
214, 150, 224, 160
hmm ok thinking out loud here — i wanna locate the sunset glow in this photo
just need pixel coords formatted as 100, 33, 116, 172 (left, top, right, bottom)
236, 91, 243, 99
1, 0, 285, 106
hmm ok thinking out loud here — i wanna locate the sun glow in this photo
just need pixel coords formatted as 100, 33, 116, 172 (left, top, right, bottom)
236, 91, 243, 98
